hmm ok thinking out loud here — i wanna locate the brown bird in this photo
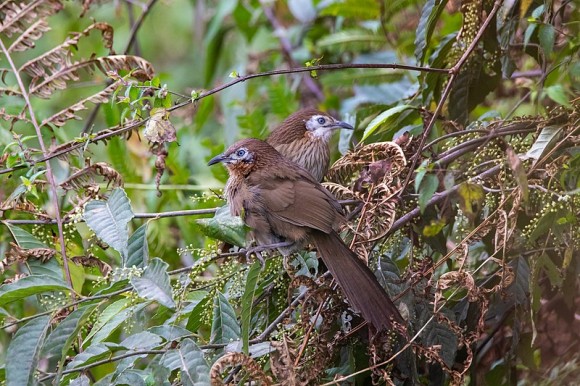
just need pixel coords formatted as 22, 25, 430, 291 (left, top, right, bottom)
266, 108, 354, 181
208, 138, 404, 331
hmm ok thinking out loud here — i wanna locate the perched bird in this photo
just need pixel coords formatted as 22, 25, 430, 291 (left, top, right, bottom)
266, 108, 354, 181
208, 138, 404, 331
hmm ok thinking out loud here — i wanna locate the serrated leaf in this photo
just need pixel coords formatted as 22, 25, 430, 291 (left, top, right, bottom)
525, 125, 562, 163
126, 224, 148, 268
241, 261, 261, 354
418, 174, 438, 214
160, 339, 210, 385
6, 315, 51, 386
2, 222, 48, 249
415, 0, 448, 64
211, 292, 241, 344
83, 188, 134, 258
362, 105, 414, 141
196, 205, 247, 246
0, 275, 70, 306
131, 258, 175, 308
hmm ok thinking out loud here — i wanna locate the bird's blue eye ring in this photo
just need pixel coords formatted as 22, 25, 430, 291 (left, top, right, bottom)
317, 117, 326, 124
236, 149, 246, 157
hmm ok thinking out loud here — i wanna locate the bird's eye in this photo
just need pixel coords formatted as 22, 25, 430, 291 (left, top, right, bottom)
317, 117, 326, 124
236, 149, 246, 157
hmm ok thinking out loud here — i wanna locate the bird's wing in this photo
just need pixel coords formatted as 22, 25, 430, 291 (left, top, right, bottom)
251, 173, 342, 234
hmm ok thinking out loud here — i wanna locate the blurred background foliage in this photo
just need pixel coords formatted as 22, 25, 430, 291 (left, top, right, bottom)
0, 0, 579, 384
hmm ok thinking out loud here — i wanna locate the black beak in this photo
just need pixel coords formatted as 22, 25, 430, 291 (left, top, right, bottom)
208, 153, 228, 166
334, 120, 354, 130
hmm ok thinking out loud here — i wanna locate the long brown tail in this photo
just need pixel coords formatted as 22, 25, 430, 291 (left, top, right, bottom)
312, 230, 404, 331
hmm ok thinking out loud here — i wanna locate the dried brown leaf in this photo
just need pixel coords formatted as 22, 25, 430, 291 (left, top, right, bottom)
60, 162, 122, 190
0, 0, 62, 37
210, 352, 272, 385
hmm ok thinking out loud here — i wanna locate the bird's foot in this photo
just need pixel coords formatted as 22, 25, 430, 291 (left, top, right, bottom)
243, 241, 294, 268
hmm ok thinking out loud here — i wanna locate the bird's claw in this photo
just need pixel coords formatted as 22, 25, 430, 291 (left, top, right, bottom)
244, 246, 267, 268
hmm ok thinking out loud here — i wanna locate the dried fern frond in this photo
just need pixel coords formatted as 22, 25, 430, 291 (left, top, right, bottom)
210, 352, 273, 385
19, 22, 115, 78
327, 141, 406, 186
0, 0, 62, 37
7, 18, 50, 52
1, 242, 56, 273
60, 162, 122, 190
41, 80, 121, 127
29, 55, 153, 98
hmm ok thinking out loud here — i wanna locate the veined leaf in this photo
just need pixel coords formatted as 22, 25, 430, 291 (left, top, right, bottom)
126, 223, 149, 268
415, 0, 448, 65
525, 125, 562, 164
362, 105, 414, 141
83, 188, 134, 258
161, 339, 210, 385
130, 258, 175, 309
211, 292, 240, 344
0, 275, 69, 306
6, 315, 51, 386
196, 205, 247, 246
2, 222, 48, 249
241, 261, 261, 354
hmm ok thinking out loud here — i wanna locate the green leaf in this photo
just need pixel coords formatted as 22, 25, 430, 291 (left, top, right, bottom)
418, 174, 438, 214
317, 30, 385, 50
120, 331, 162, 350
538, 23, 555, 57
211, 292, 241, 344
362, 105, 414, 141
320, 0, 380, 19
415, 0, 448, 65
6, 315, 51, 386
84, 298, 130, 344
149, 325, 191, 342
2, 222, 48, 249
65, 343, 111, 370
161, 339, 210, 386
43, 304, 98, 358
126, 224, 149, 268
89, 303, 149, 343
525, 125, 562, 163
196, 205, 247, 247
457, 183, 485, 219
545, 85, 570, 107
83, 188, 134, 258
241, 261, 261, 354
185, 294, 211, 332
0, 275, 70, 306
131, 258, 175, 309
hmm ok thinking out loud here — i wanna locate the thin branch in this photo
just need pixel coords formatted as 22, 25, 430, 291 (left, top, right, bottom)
0, 38, 75, 298
0, 62, 448, 176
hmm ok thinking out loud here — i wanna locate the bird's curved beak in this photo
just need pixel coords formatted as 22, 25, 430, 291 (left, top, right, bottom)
334, 120, 354, 130
208, 153, 228, 166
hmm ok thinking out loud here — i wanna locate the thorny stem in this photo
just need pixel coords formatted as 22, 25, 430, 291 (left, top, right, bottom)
0, 38, 75, 300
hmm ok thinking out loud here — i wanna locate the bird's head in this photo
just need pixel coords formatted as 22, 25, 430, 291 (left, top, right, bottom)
208, 138, 281, 175
302, 111, 354, 141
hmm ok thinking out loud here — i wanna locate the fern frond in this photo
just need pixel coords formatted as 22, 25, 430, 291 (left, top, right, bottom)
327, 141, 407, 185
0, 0, 62, 37
7, 18, 50, 52
60, 162, 123, 190
41, 80, 120, 127
19, 22, 115, 78
29, 55, 153, 98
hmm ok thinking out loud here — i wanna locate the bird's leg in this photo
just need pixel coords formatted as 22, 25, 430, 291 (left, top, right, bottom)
244, 241, 295, 268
